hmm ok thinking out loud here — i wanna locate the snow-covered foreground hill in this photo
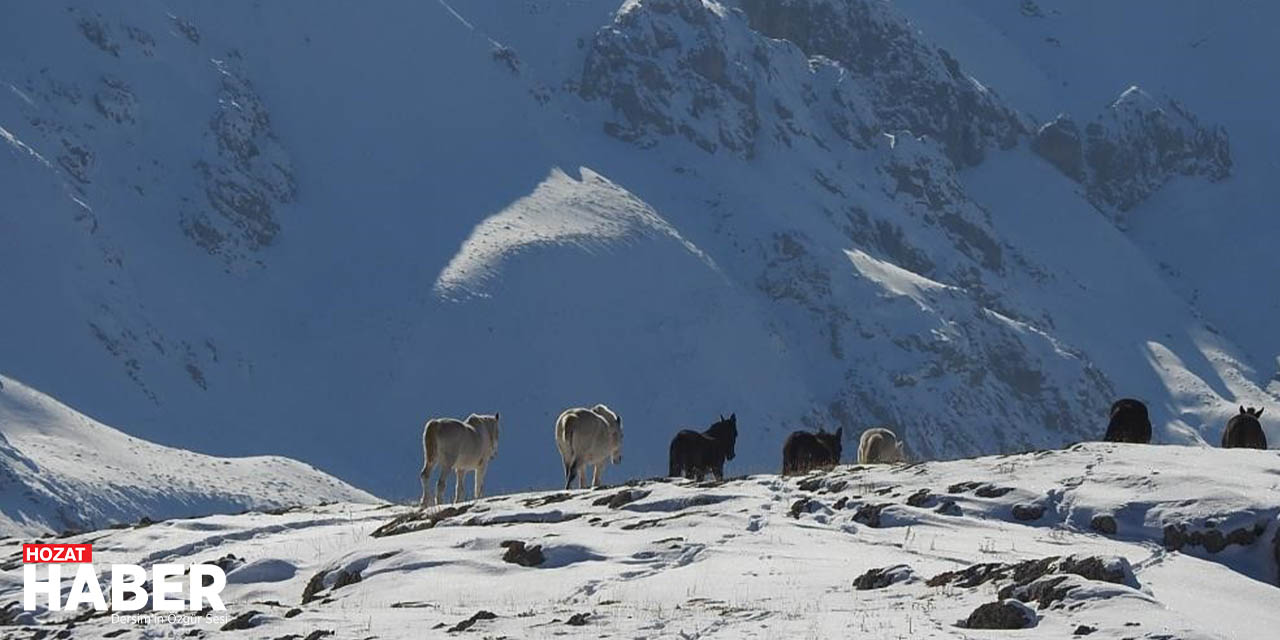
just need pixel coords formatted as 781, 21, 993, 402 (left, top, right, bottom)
0, 375, 375, 537
5, 444, 1276, 638
2, 0, 1278, 502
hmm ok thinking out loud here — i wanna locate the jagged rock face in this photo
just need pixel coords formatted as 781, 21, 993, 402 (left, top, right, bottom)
737, 0, 1025, 166
1033, 87, 1231, 212
186, 56, 297, 267
579, 0, 879, 157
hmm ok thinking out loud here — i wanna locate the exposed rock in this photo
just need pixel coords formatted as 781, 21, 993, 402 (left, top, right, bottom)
500, 540, 546, 567
1162, 519, 1267, 554
331, 569, 361, 591
1032, 88, 1231, 213
975, 485, 1015, 499
524, 492, 574, 508
447, 610, 496, 633
593, 489, 650, 509
853, 564, 917, 590
906, 488, 933, 507
1073, 625, 1096, 635
852, 503, 888, 528
1031, 117, 1085, 181
935, 499, 962, 516
565, 612, 591, 626
738, 0, 1025, 166
1090, 514, 1117, 535
999, 574, 1075, 608
184, 57, 297, 267
371, 504, 471, 538
220, 611, 264, 631
300, 570, 328, 605
1012, 502, 1045, 521
929, 555, 1136, 591
962, 599, 1036, 629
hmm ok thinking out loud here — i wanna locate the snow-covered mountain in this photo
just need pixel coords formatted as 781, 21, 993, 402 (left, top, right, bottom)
1, 0, 1276, 501
5, 445, 1277, 637
0, 375, 375, 536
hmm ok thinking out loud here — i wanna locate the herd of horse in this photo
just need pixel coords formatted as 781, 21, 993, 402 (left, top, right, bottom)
418, 398, 1269, 507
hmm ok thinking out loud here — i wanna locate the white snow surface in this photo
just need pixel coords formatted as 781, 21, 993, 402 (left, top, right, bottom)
0, 0, 1277, 505
0, 375, 376, 536
4, 444, 1277, 638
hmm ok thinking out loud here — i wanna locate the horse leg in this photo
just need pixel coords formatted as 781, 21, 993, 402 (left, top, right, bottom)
577, 465, 587, 489
454, 469, 465, 503
419, 461, 432, 507
591, 464, 602, 488
474, 464, 486, 500
434, 464, 448, 507
565, 458, 580, 491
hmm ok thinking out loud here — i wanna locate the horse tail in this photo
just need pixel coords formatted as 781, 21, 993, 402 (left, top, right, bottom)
420, 421, 438, 507
668, 436, 681, 478
565, 456, 580, 490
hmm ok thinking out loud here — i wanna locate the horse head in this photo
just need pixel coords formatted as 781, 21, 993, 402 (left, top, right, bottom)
710, 413, 738, 460
816, 427, 843, 460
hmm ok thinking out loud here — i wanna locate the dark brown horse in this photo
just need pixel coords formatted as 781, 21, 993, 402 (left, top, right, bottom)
782, 428, 842, 475
668, 414, 737, 481
1222, 406, 1267, 449
1103, 398, 1151, 443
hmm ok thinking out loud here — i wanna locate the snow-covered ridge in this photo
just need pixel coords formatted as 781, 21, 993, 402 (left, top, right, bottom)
434, 166, 717, 300
6, 444, 1276, 638
0, 375, 376, 536
1033, 87, 1231, 214
0, 0, 1276, 502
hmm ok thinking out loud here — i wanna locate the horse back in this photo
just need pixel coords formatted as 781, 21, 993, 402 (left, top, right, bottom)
1223, 415, 1267, 449
562, 409, 612, 460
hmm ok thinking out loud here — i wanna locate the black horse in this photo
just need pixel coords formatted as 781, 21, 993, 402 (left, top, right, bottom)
781, 428, 842, 475
1222, 406, 1267, 449
1103, 398, 1152, 443
668, 414, 738, 481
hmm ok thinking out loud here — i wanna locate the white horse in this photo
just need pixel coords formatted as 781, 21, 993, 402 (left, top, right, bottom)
555, 404, 623, 489
857, 427, 906, 464
419, 413, 500, 507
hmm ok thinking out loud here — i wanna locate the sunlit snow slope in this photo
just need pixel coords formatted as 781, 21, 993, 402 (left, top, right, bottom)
0, 375, 375, 536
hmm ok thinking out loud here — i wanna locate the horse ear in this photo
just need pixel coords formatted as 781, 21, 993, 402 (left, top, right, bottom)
730, 412, 736, 421
836, 427, 843, 438
495, 412, 500, 421
1257, 408, 1264, 417
1240, 405, 1246, 414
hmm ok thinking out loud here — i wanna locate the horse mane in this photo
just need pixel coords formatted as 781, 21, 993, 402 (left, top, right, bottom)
706, 415, 737, 440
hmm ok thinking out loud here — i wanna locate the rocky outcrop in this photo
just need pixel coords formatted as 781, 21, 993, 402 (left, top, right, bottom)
853, 564, 917, 590
928, 554, 1137, 591
184, 55, 297, 267
1033, 87, 1230, 212
500, 540, 546, 567
580, 0, 890, 158
580, 0, 1026, 167
962, 599, 1036, 629
738, 0, 1025, 166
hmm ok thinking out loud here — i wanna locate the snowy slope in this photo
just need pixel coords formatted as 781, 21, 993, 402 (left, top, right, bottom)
1, 0, 1277, 504
0, 375, 376, 536
4, 445, 1277, 638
